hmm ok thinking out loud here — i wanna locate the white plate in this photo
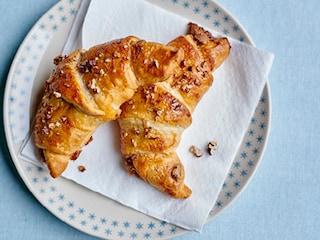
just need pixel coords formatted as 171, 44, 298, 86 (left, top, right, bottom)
3, 0, 271, 239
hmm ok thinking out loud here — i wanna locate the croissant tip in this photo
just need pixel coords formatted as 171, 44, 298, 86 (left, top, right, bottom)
187, 22, 215, 45
183, 185, 192, 198
48, 164, 67, 178
49, 171, 61, 178
170, 185, 192, 199
44, 150, 69, 178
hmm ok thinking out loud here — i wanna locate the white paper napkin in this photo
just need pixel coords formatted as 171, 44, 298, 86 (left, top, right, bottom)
20, 0, 274, 232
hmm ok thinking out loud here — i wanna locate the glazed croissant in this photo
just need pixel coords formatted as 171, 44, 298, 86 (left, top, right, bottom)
34, 36, 184, 178
118, 23, 230, 198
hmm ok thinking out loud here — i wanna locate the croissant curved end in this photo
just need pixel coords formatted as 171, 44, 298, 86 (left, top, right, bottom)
169, 185, 192, 199
125, 153, 192, 198
43, 150, 70, 178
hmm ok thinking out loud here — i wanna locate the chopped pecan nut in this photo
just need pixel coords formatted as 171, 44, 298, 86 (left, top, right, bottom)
153, 59, 159, 68
131, 138, 137, 147
53, 91, 61, 98
53, 55, 66, 65
207, 141, 218, 155
171, 165, 181, 181
189, 145, 203, 157
78, 165, 86, 172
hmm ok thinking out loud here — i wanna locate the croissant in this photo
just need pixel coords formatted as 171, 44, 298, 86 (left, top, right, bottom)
34, 36, 184, 177
118, 23, 230, 198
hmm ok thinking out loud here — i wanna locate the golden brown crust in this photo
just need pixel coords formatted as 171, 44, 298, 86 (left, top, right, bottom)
124, 152, 192, 198
34, 36, 183, 178
119, 83, 192, 128
118, 23, 231, 198
34, 23, 230, 199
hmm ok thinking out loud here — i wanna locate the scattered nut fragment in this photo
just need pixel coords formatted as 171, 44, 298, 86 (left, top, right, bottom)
78, 165, 86, 172
104, 57, 112, 63
48, 122, 55, 129
53, 91, 61, 98
171, 165, 181, 181
131, 138, 137, 147
207, 141, 218, 155
153, 59, 159, 68
53, 54, 66, 65
189, 145, 203, 157
87, 78, 101, 94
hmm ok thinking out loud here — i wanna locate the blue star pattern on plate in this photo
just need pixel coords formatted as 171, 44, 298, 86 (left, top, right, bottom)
153, 0, 248, 42
7, 1, 79, 143
21, 161, 185, 239
210, 94, 270, 217
8, 29, 52, 142
4, 0, 270, 239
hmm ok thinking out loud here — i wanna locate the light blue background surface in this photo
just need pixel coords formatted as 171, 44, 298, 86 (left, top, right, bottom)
0, 0, 319, 239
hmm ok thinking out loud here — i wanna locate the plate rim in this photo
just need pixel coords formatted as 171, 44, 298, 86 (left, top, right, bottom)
3, 0, 272, 239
